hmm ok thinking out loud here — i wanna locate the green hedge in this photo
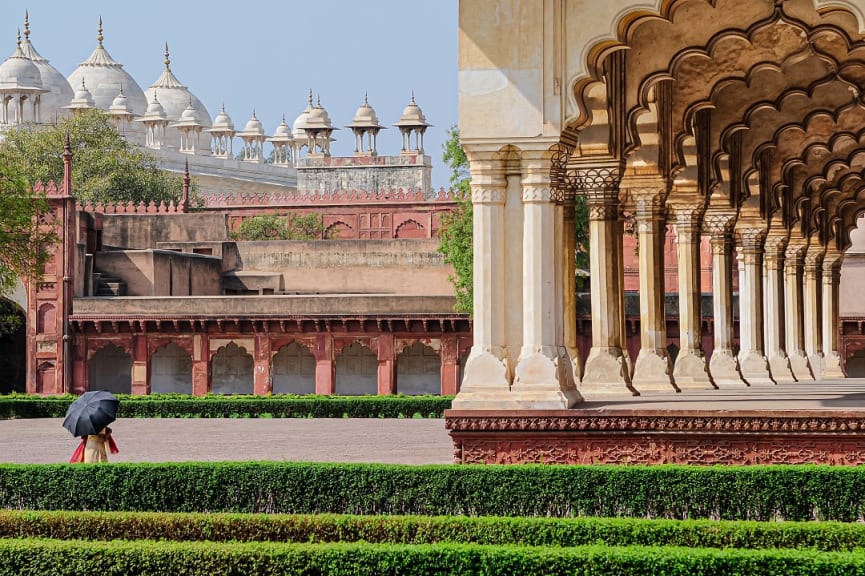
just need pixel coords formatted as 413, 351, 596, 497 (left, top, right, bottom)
4, 511, 865, 551
2, 462, 865, 521
2, 539, 865, 576
0, 394, 452, 419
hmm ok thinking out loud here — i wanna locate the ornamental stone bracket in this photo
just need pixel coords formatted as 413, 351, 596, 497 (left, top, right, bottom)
445, 410, 865, 465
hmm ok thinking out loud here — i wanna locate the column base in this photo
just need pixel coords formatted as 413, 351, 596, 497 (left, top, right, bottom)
673, 349, 716, 390
632, 348, 677, 393
822, 352, 846, 380
709, 350, 748, 387
767, 352, 796, 383
509, 350, 584, 409
581, 346, 637, 397
808, 353, 825, 380
566, 346, 583, 384
451, 347, 512, 410
739, 351, 775, 386
787, 350, 814, 381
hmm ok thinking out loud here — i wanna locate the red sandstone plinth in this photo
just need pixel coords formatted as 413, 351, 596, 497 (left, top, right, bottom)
444, 409, 865, 465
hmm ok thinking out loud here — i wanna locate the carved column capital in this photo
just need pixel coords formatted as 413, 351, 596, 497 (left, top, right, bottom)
521, 186, 552, 203
471, 186, 507, 205
804, 242, 825, 272
736, 227, 766, 255
670, 203, 703, 239
704, 212, 736, 236
822, 251, 842, 282
763, 233, 788, 266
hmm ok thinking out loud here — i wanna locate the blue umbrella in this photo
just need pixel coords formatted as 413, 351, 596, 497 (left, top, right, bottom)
62, 391, 119, 437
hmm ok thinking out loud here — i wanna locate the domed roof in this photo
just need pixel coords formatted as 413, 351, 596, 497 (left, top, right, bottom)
347, 93, 384, 129
267, 114, 294, 143
238, 110, 265, 138
19, 12, 73, 122
394, 93, 431, 128
210, 103, 234, 132
171, 98, 206, 129
292, 90, 314, 138
67, 18, 148, 116
108, 86, 133, 116
144, 43, 212, 128
302, 95, 334, 131
136, 91, 168, 122
0, 32, 43, 92
64, 78, 95, 110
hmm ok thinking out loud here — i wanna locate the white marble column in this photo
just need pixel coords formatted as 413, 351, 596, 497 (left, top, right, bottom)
784, 240, 813, 380
736, 226, 774, 385
452, 157, 511, 409
763, 233, 795, 382
705, 213, 747, 387
510, 162, 582, 408
803, 242, 824, 379
580, 164, 632, 394
631, 189, 675, 391
562, 203, 582, 383
822, 250, 845, 379
673, 206, 714, 388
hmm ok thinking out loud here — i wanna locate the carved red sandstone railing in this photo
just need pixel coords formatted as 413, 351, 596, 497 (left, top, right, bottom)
77, 200, 181, 214
200, 187, 463, 208
31, 180, 62, 195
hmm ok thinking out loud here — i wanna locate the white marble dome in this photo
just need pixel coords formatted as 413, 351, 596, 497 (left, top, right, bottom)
239, 111, 264, 137
292, 91, 314, 139
211, 104, 234, 132
66, 19, 148, 117
19, 16, 73, 124
272, 116, 292, 139
0, 39, 42, 92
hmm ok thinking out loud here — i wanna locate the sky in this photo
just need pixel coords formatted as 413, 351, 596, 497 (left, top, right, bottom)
8, 1, 458, 188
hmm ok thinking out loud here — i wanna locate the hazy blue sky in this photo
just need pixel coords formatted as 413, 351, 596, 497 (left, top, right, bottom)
8, 1, 458, 187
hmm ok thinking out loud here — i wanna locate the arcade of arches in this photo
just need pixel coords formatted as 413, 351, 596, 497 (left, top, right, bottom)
76, 334, 469, 396
455, 0, 865, 409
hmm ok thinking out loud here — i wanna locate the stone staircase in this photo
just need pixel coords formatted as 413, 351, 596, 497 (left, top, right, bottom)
92, 272, 127, 297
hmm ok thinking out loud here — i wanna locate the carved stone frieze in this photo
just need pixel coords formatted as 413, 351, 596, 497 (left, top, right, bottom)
447, 411, 865, 465
471, 187, 507, 205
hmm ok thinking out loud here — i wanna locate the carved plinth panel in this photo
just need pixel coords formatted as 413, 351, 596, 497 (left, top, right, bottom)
446, 412, 865, 465
455, 436, 865, 466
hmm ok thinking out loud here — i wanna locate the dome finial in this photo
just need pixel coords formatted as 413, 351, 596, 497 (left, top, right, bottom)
16, 28, 21, 49
221, 102, 226, 112
316, 93, 322, 108
364, 91, 369, 105
23, 10, 30, 40
282, 113, 286, 123
252, 108, 257, 119
410, 90, 416, 104
308, 89, 313, 106
164, 42, 171, 69
97, 16, 103, 47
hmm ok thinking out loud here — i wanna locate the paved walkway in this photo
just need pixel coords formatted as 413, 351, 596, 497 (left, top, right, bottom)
1, 380, 863, 465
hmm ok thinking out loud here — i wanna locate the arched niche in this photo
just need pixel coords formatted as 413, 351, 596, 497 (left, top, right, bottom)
151, 343, 192, 394
335, 341, 377, 395
396, 341, 441, 395
272, 341, 315, 395
89, 344, 132, 395
0, 298, 26, 394
211, 341, 254, 395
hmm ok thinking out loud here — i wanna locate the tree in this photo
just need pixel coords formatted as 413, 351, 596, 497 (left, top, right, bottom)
0, 109, 185, 205
437, 126, 473, 314
231, 213, 327, 241
0, 165, 55, 302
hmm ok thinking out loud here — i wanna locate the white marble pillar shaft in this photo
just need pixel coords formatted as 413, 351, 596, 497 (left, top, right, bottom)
673, 207, 713, 388
632, 193, 675, 391
763, 235, 795, 382
581, 167, 631, 394
803, 244, 824, 378
822, 252, 845, 379
706, 214, 746, 386
737, 228, 774, 385
784, 242, 812, 380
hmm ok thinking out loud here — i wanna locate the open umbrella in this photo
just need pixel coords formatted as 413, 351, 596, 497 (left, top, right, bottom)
62, 391, 119, 437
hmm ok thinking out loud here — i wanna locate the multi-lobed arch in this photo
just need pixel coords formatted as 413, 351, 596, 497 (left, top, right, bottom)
559, 0, 865, 253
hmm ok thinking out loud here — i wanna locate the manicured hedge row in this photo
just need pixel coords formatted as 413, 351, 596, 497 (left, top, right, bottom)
0, 394, 452, 419
3, 511, 865, 551
2, 539, 865, 576
2, 462, 865, 521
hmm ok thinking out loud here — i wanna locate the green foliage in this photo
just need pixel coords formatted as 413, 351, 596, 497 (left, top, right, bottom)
2, 463, 865, 520
437, 126, 473, 314
0, 109, 186, 205
0, 394, 451, 419
6, 511, 865, 552
231, 213, 327, 241
2, 538, 865, 576
0, 166, 55, 299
